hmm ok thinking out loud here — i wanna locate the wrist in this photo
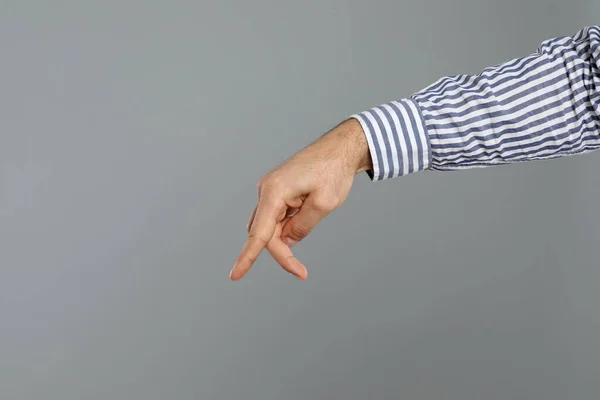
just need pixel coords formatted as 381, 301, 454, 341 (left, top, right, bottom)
335, 118, 372, 174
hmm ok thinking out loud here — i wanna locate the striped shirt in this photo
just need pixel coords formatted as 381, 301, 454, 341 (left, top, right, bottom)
351, 25, 600, 181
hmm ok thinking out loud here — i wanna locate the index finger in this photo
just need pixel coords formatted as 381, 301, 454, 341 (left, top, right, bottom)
230, 197, 282, 280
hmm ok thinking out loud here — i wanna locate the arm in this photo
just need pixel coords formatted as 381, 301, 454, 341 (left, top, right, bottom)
352, 25, 600, 181
230, 26, 600, 281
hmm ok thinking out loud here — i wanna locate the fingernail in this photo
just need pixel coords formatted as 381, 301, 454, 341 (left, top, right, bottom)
289, 258, 307, 280
283, 237, 298, 247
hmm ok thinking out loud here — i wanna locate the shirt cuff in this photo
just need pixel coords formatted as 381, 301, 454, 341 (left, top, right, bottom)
350, 98, 431, 181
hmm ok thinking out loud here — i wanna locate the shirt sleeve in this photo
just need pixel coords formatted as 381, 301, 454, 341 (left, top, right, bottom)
351, 25, 600, 181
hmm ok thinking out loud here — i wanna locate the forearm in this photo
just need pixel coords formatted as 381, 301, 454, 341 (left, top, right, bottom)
352, 25, 600, 181
321, 118, 372, 174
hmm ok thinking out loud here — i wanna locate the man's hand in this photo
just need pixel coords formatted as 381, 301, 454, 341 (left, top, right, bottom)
230, 118, 371, 281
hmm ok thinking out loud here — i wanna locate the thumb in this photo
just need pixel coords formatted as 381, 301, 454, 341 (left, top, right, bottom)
281, 193, 337, 247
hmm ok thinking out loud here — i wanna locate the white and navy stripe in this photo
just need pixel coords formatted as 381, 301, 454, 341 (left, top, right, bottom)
351, 99, 431, 181
352, 26, 600, 181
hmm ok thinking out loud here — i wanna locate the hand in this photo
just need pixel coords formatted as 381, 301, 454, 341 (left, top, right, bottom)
229, 118, 371, 281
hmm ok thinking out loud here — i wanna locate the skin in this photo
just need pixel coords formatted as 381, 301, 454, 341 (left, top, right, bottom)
230, 118, 371, 281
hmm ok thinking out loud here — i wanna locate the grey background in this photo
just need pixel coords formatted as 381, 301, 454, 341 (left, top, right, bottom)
0, 1, 598, 399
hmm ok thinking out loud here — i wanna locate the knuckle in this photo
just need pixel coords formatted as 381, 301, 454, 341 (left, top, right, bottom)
257, 173, 278, 194
261, 178, 278, 193
288, 222, 311, 240
242, 253, 258, 265
258, 178, 287, 209
312, 194, 339, 213
247, 231, 270, 246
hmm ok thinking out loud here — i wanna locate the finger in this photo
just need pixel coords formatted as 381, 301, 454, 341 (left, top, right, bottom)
230, 197, 283, 280
246, 179, 269, 233
267, 235, 308, 280
280, 194, 333, 247
246, 206, 257, 233
248, 204, 285, 234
